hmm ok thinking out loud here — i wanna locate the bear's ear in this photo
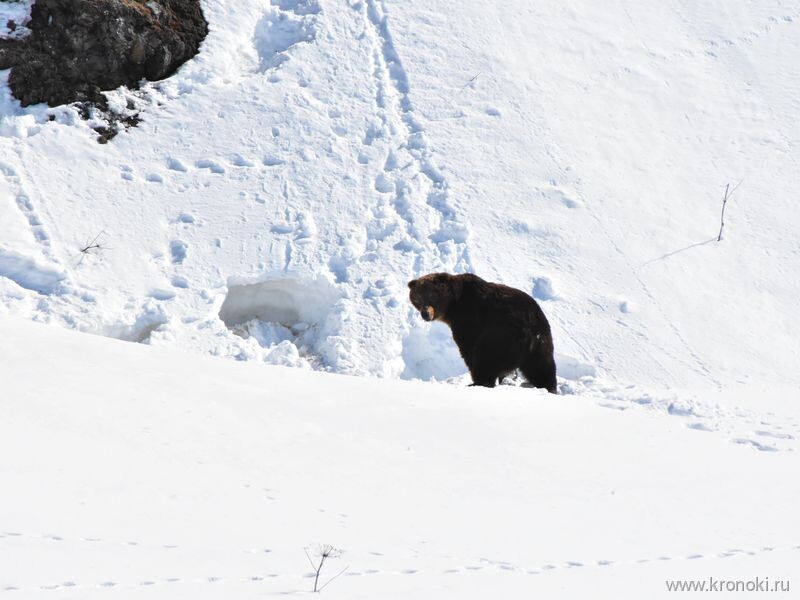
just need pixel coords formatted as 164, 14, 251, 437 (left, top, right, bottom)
450, 276, 464, 300
407, 279, 418, 289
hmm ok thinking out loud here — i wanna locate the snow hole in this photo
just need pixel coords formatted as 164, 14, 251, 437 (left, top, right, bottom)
218, 275, 341, 367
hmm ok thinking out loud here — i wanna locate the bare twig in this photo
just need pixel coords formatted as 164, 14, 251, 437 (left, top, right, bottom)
461, 72, 481, 90
74, 230, 112, 266
717, 180, 743, 242
717, 183, 730, 242
313, 555, 325, 592
318, 565, 349, 592
80, 230, 105, 254
304, 547, 317, 571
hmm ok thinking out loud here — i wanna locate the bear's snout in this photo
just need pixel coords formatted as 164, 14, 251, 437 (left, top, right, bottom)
421, 305, 435, 321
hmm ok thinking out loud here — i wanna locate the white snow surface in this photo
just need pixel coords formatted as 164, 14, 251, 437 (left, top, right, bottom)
2, 316, 799, 598
1, 0, 797, 388
1, 0, 800, 595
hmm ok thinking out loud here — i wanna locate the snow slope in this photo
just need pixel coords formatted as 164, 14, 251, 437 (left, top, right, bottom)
2, 316, 799, 598
1, 0, 798, 390
2, 1, 799, 596
387, 0, 800, 389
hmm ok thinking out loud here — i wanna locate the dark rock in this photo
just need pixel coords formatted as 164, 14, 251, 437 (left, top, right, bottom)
0, 0, 207, 107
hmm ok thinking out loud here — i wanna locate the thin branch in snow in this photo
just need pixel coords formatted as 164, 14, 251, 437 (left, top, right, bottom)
74, 230, 111, 265
460, 72, 481, 90
79, 230, 106, 254
306, 544, 344, 593
717, 180, 743, 242
318, 565, 349, 592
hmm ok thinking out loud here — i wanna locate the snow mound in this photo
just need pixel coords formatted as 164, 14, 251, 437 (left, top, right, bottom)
253, 1, 319, 72
219, 274, 343, 367
103, 304, 168, 344
0, 248, 63, 294
401, 320, 466, 381
219, 274, 340, 328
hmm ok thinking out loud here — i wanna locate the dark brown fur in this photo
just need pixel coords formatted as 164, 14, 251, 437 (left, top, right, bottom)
408, 273, 557, 393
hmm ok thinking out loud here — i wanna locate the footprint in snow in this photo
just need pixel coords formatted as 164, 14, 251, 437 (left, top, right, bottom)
149, 289, 176, 301
599, 402, 628, 411
170, 240, 188, 264
687, 422, 713, 431
755, 430, 794, 440
263, 155, 286, 167
732, 438, 778, 452
166, 157, 189, 172
230, 154, 256, 167
195, 159, 226, 174
173, 212, 196, 225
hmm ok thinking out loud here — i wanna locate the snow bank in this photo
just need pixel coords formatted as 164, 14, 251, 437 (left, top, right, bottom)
2, 316, 799, 598
218, 273, 342, 368
0, 248, 63, 294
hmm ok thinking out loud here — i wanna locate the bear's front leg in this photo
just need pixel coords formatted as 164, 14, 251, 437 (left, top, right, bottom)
465, 329, 520, 388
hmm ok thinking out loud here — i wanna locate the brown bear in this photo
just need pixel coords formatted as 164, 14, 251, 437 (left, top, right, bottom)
407, 273, 557, 393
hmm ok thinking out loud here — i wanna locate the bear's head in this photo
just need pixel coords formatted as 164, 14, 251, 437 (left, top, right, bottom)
407, 273, 463, 322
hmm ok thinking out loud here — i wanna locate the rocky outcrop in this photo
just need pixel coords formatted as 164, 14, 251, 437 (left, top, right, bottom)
0, 0, 207, 107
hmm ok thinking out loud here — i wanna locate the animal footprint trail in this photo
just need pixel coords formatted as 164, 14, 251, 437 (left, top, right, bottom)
4, 538, 798, 593
359, 0, 472, 276
1, 160, 54, 261
576, 378, 800, 453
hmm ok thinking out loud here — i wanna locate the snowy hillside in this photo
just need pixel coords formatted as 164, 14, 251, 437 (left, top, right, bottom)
1, 0, 798, 389
2, 0, 800, 596
2, 316, 799, 598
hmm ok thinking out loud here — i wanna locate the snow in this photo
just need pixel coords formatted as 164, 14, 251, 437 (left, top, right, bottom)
0, 0, 32, 39
2, 315, 799, 598
1, 0, 799, 595
1, 0, 797, 388
0, 247, 63, 294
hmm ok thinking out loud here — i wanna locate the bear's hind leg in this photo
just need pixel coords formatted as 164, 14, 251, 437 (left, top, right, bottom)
520, 352, 557, 393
